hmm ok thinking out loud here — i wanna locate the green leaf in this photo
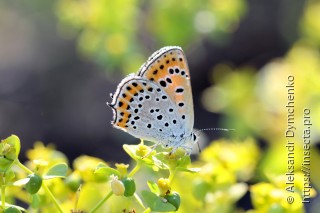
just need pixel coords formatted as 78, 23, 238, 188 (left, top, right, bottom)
94, 164, 121, 177
176, 155, 191, 168
152, 153, 170, 170
4, 204, 25, 212
0, 157, 14, 172
65, 172, 81, 192
4, 206, 21, 213
176, 167, 201, 173
13, 178, 30, 186
31, 194, 41, 208
147, 180, 160, 194
5, 170, 16, 181
123, 144, 137, 160
152, 152, 193, 171
141, 190, 176, 212
43, 163, 68, 179
193, 180, 210, 201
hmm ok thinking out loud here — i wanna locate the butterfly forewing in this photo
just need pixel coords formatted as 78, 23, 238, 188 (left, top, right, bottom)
137, 46, 194, 134
110, 76, 186, 146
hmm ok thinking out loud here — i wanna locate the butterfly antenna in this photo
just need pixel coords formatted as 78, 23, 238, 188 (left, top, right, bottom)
198, 128, 235, 132
195, 128, 234, 152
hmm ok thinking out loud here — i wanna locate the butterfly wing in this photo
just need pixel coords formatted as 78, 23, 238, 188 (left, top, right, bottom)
137, 46, 194, 134
109, 75, 186, 146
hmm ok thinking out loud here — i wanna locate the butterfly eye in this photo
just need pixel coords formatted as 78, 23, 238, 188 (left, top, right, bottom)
193, 133, 197, 141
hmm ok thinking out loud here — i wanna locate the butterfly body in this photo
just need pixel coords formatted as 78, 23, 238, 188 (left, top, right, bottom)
108, 46, 197, 154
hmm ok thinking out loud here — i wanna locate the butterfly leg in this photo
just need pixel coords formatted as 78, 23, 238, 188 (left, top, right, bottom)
196, 141, 201, 153
180, 144, 193, 155
168, 146, 178, 156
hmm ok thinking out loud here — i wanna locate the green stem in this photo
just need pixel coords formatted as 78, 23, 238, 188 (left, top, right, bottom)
134, 192, 146, 209
89, 191, 113, 213
128, 163, 141, 177
15, 160, 33, 174
1, 185, 5, 209
143, 208, 152, 213
42, 182, 64, 213
168, 169, 177, 184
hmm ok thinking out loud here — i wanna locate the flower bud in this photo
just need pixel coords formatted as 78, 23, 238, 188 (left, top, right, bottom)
121, 177, 136, 197
110, 175, 125, 196
115, 163, 129, 177
157, 178, 171, 196
165, 191, 180, 211
26, 174, 42, 194
136, 144, 151, 157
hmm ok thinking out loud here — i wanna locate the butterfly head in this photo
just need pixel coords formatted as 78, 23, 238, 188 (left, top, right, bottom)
176, 131, 199, 155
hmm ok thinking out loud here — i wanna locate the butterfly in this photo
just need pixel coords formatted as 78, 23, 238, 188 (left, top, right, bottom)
108, 46, 198, 155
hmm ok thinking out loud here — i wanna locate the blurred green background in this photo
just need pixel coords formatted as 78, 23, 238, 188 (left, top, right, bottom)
0, 0, 319, 212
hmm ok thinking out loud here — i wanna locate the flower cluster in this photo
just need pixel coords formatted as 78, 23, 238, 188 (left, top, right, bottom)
0, 135, 316, 212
